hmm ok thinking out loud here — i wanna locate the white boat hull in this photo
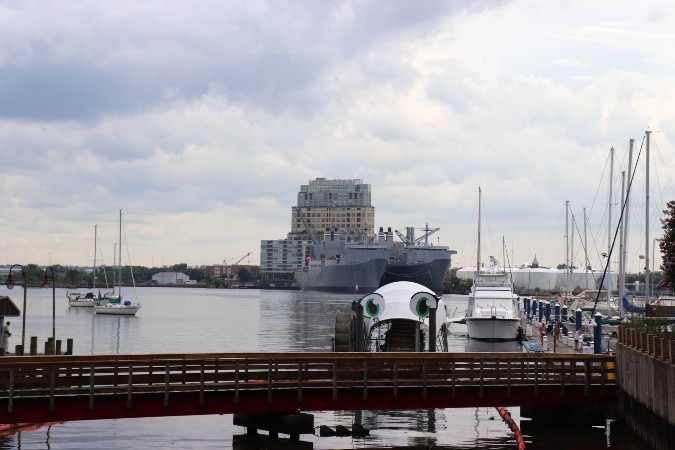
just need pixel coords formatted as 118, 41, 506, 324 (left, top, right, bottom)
93, 305, 140, 315
466, 317, 519, 341
68, 300, 97, 307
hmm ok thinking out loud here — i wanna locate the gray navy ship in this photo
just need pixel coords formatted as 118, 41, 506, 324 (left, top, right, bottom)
294, 224, 455, 293
378, 225, 456, 293
294, 228, 390, 293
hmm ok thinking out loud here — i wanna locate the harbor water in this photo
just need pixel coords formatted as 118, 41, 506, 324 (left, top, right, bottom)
0, 286, 646, 449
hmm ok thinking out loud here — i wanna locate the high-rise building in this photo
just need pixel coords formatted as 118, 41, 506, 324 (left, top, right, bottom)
260, 178, 375, 274
291, 178, 374, 237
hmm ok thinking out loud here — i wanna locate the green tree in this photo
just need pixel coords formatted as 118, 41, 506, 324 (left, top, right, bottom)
238, 268, 251, 283
659, 200, 675, 290
445, 276, 472, 294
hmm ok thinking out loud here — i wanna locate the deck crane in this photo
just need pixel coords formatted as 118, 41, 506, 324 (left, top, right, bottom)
394, 223, 440, 246
294, 207, 321, 246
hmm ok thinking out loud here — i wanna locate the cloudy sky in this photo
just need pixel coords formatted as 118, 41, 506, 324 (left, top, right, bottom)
1, 0, 674, 274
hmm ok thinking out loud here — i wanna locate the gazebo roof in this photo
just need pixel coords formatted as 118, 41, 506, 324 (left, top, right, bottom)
0, 296, 21, 316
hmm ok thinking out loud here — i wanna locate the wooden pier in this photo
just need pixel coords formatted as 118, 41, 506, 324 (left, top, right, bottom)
0, 352, 615, 424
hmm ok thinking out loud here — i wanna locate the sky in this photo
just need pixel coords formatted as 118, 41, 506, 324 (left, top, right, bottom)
1, 0, 674, 274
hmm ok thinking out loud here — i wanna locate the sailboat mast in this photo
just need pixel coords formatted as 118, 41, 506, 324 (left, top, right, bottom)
584, 207, 589, 288
119, 209, 123, 297
476, 187, 481, 278
608, 146, 614, 298
645, 131, 651, 298
502, 236, 506, 270
624, 139, 634, 294
565, 201, 570, 295
93, 224, 97, 291
619, 171, 626, 316
571, 212, 575, 293
112, 242, 116, 295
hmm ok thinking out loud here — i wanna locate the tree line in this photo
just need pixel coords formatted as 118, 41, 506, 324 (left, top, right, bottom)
0, 263, 254, 288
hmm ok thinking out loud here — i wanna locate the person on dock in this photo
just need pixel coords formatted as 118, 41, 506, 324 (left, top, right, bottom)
539, 323, 546, 344
2, 321, 10, 353
573, 328, 581, 352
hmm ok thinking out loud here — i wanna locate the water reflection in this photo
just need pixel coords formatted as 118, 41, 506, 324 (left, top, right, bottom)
0, 288, 631, 449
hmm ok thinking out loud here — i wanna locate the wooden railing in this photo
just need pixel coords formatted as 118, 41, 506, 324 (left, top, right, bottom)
0, 352, 616, 423
617, 325, 675, 362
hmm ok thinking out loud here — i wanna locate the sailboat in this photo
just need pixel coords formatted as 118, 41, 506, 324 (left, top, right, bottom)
465, 188, 520, 341
94, 210, 141, 316
67, 225, 116, 307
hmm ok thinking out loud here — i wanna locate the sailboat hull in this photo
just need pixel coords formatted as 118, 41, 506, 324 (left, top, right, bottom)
93, 304, 140, 315
68, 300, 97, 307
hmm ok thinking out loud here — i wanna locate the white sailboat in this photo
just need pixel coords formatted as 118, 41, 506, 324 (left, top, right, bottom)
94, 210, 141, 316
465, 188, 520, 341
68, 225, 115, 307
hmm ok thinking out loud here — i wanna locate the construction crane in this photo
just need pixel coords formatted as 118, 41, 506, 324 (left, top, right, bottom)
231, 252, 253, 266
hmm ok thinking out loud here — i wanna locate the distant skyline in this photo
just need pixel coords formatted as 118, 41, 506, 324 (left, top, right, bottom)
1, 1, 674, 274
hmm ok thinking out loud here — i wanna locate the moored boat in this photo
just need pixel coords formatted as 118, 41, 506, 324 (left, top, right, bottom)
465, 189, 519, 341
93, 209, 140, 316
465, 258, 520, 341
364, 281, 448, 352
295, 225, 455, 293
295, 256, 387, 293
67, 225, 118, 308
94, 300, 140, 316
67, 291, 97, 307
378, 225, 455, 293
333, 281, 449, 352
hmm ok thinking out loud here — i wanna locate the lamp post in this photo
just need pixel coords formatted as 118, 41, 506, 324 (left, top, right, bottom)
42, 267, 56, 354
5, 264, 27, 355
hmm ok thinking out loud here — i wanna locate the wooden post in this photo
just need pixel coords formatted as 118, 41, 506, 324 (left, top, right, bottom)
30, 336, 38, 355
66, 338, 73, 355
89, 363, 95, 410
655, 338, 662, 359
638, 331, 647, 353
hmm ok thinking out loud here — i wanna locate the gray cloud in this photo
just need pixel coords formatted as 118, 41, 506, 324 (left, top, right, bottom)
0, 0, 673, 272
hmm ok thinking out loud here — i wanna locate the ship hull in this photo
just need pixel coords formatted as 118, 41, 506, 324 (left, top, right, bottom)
295, 258, 387, 293
466, 317, 520, 341
380, 257, 451, 293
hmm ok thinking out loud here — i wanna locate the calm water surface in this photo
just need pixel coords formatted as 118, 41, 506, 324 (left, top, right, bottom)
0, 286, 645, 449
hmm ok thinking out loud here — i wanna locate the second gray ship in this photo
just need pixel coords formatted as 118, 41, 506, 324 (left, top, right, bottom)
377, 225, 456, 293
295, 223, 455, 294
